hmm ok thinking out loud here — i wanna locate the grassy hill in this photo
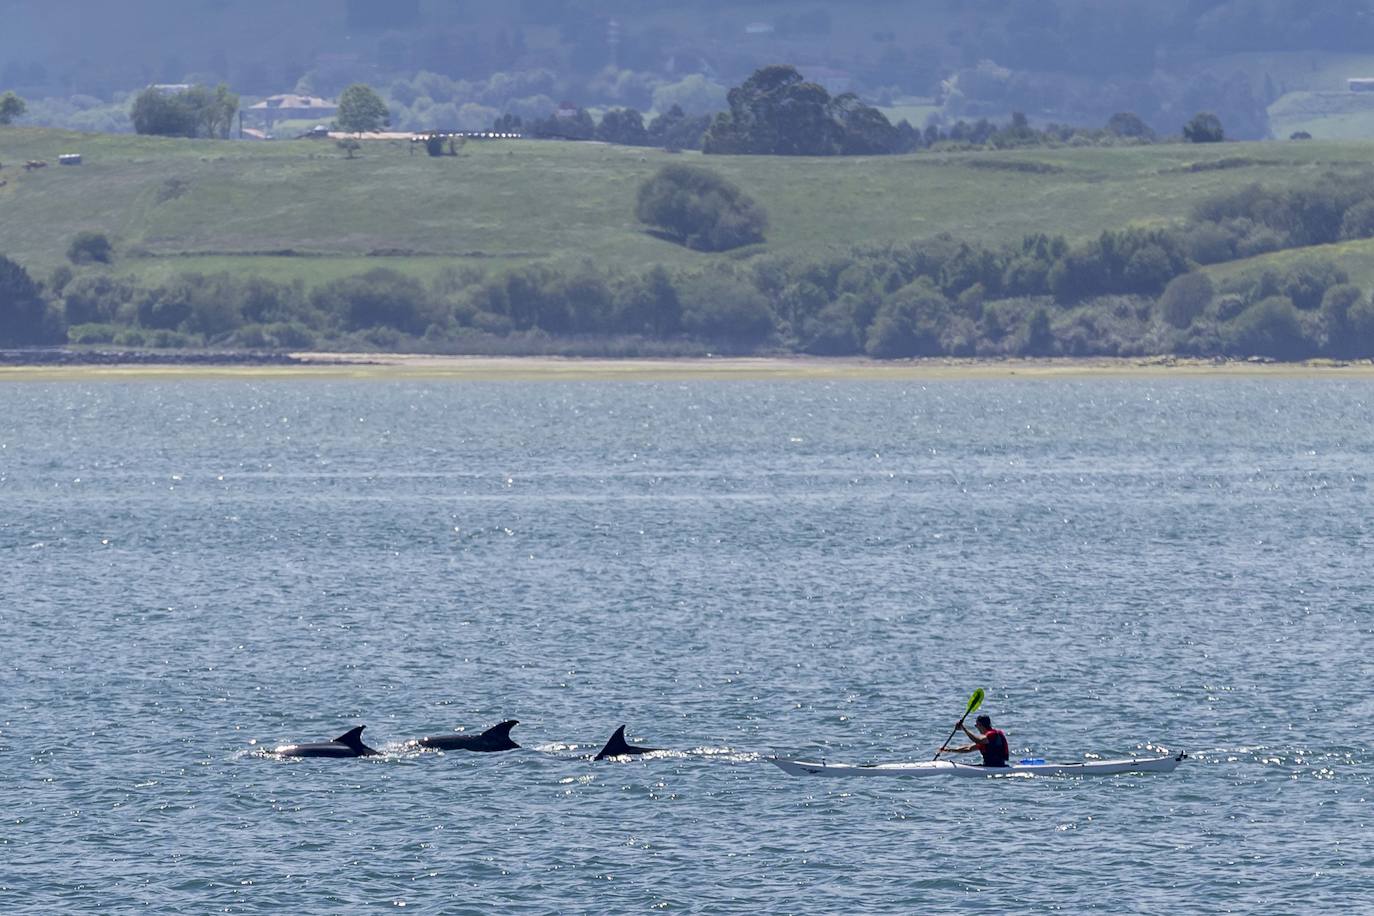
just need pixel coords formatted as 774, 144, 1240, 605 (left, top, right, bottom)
3, 127, 1374, 289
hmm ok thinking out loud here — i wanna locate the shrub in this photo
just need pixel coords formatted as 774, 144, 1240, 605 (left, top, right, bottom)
62, 273, 134, 325
865, 279, 950, 358
311, 269, 430, 332
67, 231, 113, 265
1223, 296, 1312, 359
1319, 285, 1364, 356
1023, 306, 1055, 355
1184, 112, 1224, 143
636, 164, 768, 252
1159, 272, 1215, 329
1339, 199, 1374, 240
67, 322, 118, 345
0, 253, 62, 345
677, 273, 775, 343
1282, 261, 1348, 311
596, 108, 648, 146
1345, 297, 1374, 357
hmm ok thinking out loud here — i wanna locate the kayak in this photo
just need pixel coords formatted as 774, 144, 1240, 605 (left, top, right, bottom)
772, 751, 1186, 778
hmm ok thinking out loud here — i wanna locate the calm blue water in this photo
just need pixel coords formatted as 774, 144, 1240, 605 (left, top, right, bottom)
2, 377, 1371, 913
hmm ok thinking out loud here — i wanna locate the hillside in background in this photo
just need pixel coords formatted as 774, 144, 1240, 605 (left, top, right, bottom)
9, 1, 1374, 140
0, 127, 1363, 283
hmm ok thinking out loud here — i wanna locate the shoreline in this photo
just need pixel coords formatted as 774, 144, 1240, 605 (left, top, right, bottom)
3, 352, 1374, 382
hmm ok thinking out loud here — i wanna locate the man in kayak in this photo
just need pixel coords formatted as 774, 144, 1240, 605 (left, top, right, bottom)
942, 714, 1010, 767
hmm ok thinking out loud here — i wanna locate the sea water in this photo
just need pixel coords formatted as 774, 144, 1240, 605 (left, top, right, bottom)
1, 377, 1370, 912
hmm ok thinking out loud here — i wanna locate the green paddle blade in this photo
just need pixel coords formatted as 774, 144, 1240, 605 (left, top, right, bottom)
965, 688, 985, 716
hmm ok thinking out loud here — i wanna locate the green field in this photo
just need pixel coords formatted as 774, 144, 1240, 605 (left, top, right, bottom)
1204, 237, 1374, 290
4, 127, 1374, 288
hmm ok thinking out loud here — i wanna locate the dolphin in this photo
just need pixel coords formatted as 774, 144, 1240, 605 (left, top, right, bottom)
413, 719, 520, 752
274, 725, 379, 758
594, 724, 660, 760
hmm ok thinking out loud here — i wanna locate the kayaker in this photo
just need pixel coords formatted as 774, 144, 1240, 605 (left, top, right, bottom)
942, 714, 1010, 767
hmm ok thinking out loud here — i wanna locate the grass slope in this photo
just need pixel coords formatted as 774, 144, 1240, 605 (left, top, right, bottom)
4, 127, 1374, 288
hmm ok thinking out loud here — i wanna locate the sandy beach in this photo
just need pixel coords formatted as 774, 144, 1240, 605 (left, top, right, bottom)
2, 353, 1374, 382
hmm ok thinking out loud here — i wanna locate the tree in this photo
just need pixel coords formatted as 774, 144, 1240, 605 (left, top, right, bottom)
335, 83, 390, 133
311, 269, 429, 332
131, 88, 198, 137
703, 65, 843, 156
0, 91, 26, 125
1106, 111, 1154, 140
1159, 272, 1214, 328
595, 108, 648, 146
1184, 112, 1225, 143
635, 164, 768, 252
130, 84, 236, 138
0, 253, 60, 345
67, 231, 113, 265
865, 279, 951, 358
1224, 296, 1313, 359
185, 84, 238, 139
831, 93, 900, 154
1023, 306, 1055, 356
646, 104, 712, 150
337, 138, 361, 159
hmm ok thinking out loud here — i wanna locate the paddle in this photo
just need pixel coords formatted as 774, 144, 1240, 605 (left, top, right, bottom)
933, 688, 985, 761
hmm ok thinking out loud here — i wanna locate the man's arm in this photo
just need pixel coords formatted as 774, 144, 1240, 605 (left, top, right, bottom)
941, 742, 976, 754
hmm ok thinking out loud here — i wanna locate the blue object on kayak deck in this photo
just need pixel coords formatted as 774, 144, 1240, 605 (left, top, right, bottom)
1018, 758, 1046, 765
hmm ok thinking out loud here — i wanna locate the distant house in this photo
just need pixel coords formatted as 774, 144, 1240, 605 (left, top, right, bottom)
555, 101, 580, 120
148, 83, 192, 95
1349, 78, 1374, 92
246, 94, 338, 129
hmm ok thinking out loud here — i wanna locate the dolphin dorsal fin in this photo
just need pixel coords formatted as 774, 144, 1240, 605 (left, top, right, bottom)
482, 720, 518, 738
334, 726, 367, 749
595, 725, 630, 760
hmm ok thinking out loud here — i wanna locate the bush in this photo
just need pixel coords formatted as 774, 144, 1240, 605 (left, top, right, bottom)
1159, 272, 1215, 328
865, 279, 951, 358
61, 273, 134, 325
311, 269, 430, 333
596, 108, 648, 146
1184, 112, 1224, 143
1282, 261, 1348, 311
1223, 296, 1313, 359
67, 231, 113, 265
66, 322, 118, 344
678, 273, 775, 343
1345, 297, 1374, 357
0, 253, 62, 345
636, 164, 768, 252
1339, 199, 1374, 240
802, 294, 863, 355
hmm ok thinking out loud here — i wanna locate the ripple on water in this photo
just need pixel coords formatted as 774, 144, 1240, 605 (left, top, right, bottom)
0, 378, 1371, 912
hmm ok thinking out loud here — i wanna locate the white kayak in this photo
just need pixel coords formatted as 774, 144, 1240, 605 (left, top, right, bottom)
772, 751, 1186, 778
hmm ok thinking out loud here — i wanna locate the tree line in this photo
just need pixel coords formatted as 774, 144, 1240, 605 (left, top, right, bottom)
492, 66, 1226, 156
5, 170, 1374, 360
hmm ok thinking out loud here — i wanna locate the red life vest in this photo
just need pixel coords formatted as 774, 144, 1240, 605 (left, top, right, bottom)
981, 728, 1010, 767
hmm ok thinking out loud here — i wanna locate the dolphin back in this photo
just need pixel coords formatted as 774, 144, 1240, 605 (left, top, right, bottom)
595, 724, 659, 760
480, 719, 520, 747
333, 725, 378, 756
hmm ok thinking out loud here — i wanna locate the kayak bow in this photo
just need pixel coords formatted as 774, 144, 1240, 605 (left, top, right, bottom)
772, 751, 1186, 778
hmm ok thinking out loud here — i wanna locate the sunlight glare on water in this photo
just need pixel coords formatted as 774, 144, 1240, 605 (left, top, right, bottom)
1, 377, 1371, 912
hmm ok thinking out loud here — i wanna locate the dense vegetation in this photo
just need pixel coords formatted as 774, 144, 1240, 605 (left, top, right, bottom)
5, 169, 1374, 360
130, 84, 238, 139
4, 0, 1363, 141
635, 165, 768, 251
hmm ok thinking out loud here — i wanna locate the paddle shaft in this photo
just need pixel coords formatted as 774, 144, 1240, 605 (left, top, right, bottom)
933, 714, 973, 761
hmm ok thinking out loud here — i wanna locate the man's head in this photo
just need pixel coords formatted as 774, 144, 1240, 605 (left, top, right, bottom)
974, 714, 992, 733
